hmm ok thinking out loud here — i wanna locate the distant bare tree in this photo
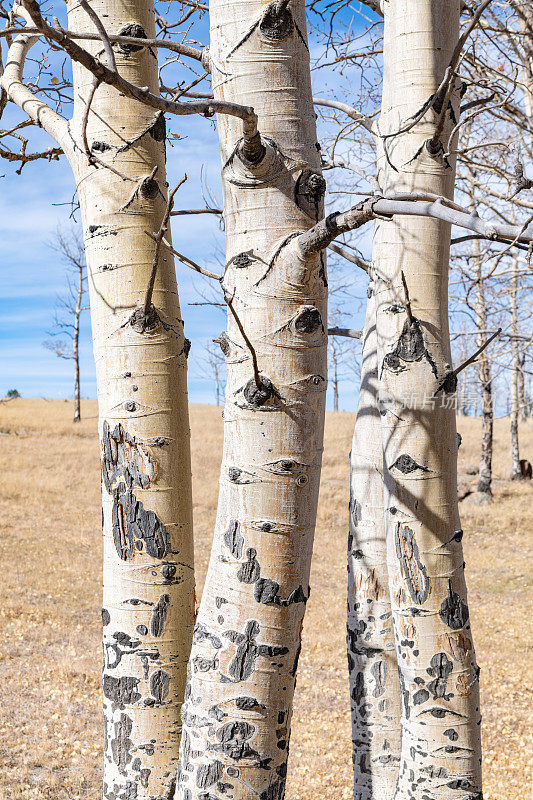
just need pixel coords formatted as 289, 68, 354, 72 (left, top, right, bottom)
203, 340, 226, 406
43, 229, 87, 422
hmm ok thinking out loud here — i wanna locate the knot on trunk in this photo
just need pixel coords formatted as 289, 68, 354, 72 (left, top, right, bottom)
295, 170, 326, 220
149, 113, 166, 143
225, 136, 285, 187
116, 23, 147, 54
243, 375, 277, 407
294, 305, 323, 334
260, 1, 294, 41
129, 305, 161, 333
140, 175, 159, 199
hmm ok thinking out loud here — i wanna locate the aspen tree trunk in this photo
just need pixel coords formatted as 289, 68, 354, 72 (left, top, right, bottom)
3, 3, 196, 797
373, 2, 482, 797
474, 257, 493, 496
176, 1, 327, 797
73, 259, 83, 423
517, 354, 528, 421
347, 281, 401, 800
332, 340, 340, 411
510, 254, 521, 479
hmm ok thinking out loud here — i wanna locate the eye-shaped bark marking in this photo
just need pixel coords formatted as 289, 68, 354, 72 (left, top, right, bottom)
293, 305, 323, 334
231, 251, 256, 269
412, 689, 430, 709
426, 652, 454, 701
389, 454, 430, 474
150, 669, 170, 703
111, 484, 171, 561
140, 175, 159, 199
395, 524, 430, 605
439, 579, 469, 630
263, 459, 309, 485
381, 318, 438, 379
150, 594, 170, 637
259, 1, 294, 41
149, 113, 166, 142
102, 421, 158, 492
103, 675, 142, 709
223, 620, 289, 682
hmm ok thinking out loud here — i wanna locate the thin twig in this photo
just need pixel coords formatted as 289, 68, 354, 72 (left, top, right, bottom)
453, 327, 502, 377
431, 0, 494, 145
78, 0, 116, 71
328, 327, 362, 339
401, 271, 413, 323
171, 207, 223, 216
151, 235, 223, 281
143, 173, 187, 315
328, 242, 369, 272
224, 288, 262, 389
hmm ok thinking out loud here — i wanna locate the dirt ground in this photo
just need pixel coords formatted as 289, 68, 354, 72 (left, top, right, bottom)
0, 399, 531, 800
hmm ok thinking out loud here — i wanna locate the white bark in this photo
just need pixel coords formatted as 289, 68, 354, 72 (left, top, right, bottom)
474, 255, 493, 496
373, 2, 482, 798
176, 1, 327, 797
510, 254, 521, 478
348, 281, 401, 800
3, 2, 196, 797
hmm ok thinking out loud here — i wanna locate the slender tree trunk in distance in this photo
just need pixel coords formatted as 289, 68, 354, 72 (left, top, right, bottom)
517, 353, 528, 420
332, 339, 340, 411
347, 281, 401, 800
176, 0, 327, 797
510, 254, 521, 479
3, 2, 196, 797
373, 1, 482, 797
73, 258, 83, 422
475, 256, 493, 496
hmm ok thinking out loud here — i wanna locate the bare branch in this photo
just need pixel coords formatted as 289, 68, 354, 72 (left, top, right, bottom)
401, 271, 413, 324
223, 287, 262, 389
20, 0, 260, 144
143, 174, 187, 317
328, 242, 370, 272
313, 97, 374, 133
328, 327, 362, 339
171, 207, 223, 216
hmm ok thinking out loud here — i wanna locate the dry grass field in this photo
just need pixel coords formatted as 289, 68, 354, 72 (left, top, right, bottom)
0, 399, 531, 800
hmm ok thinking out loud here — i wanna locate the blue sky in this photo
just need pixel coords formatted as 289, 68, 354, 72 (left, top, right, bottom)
0, 6, 372, 410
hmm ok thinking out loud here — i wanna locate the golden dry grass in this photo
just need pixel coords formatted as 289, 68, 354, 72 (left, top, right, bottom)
0, 399, 531, 800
